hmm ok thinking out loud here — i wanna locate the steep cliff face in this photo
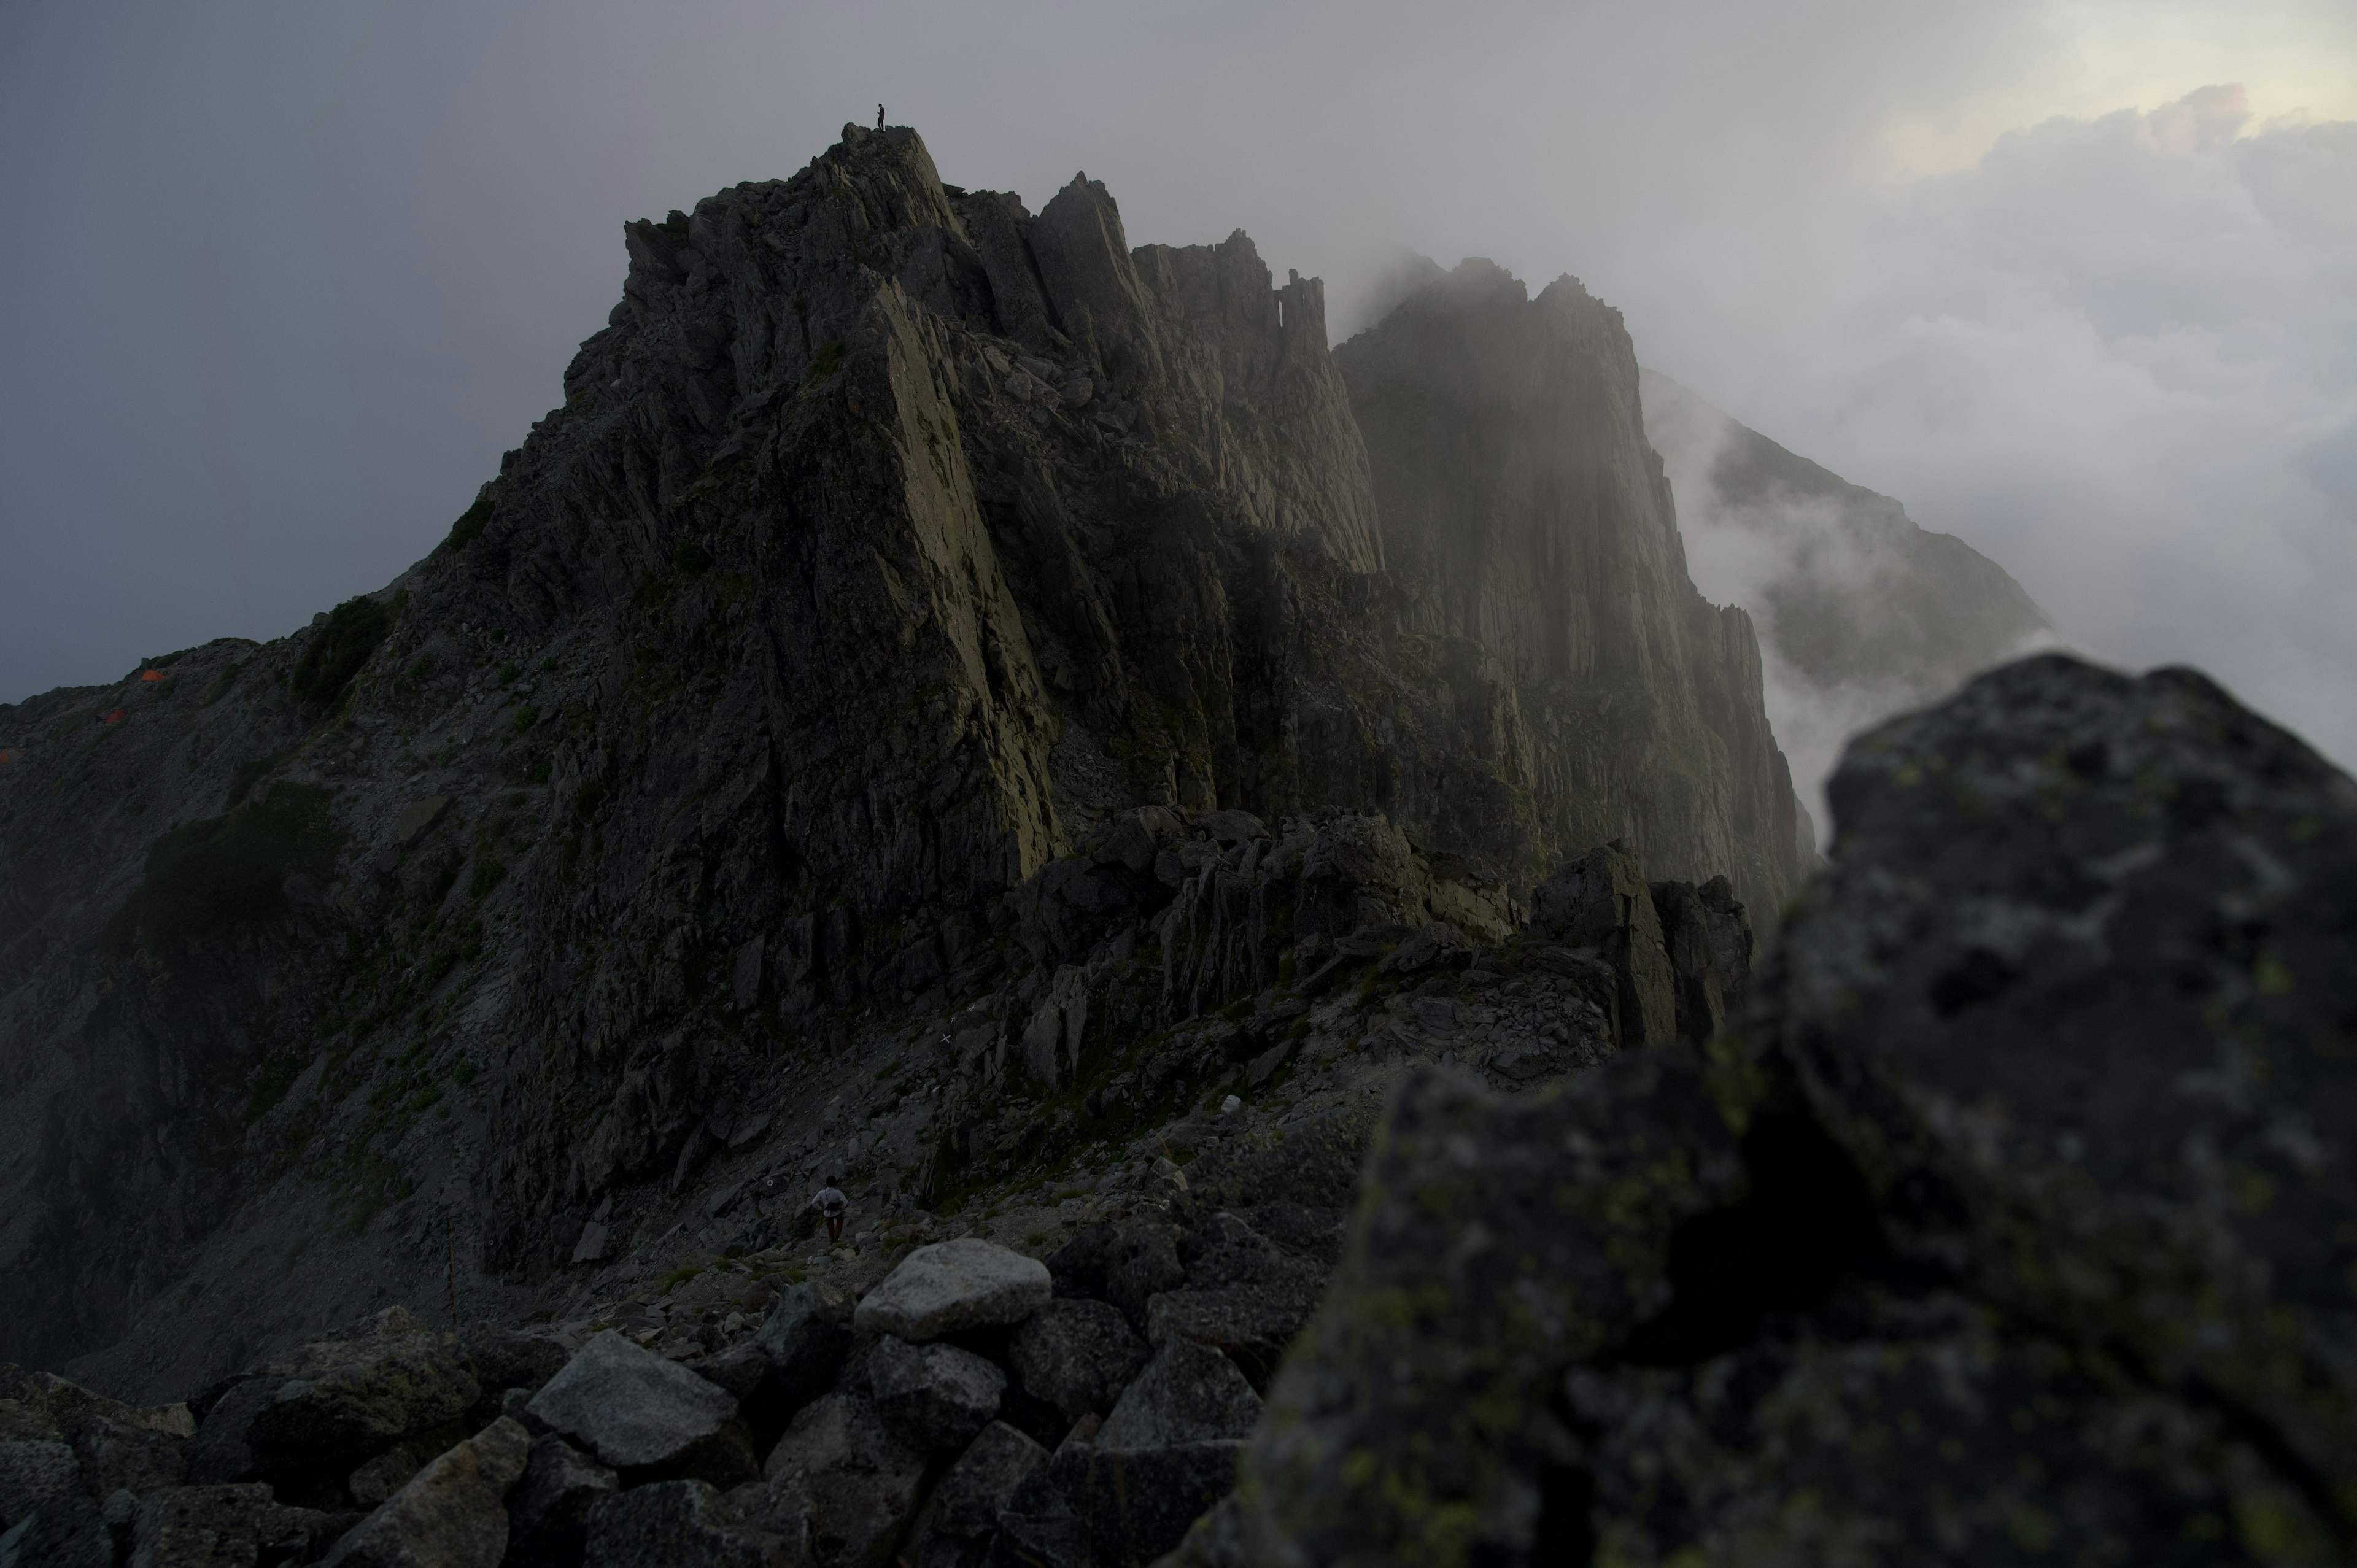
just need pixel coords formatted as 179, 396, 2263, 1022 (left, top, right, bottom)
0, 125, 1803, 1399
1339, 261, 1811, 905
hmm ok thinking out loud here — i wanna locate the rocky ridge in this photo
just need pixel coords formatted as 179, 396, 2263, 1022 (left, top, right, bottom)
7, 652, 2352, 1567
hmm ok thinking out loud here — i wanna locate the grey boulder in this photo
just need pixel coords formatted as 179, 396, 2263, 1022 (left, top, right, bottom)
243, 1309, 482, 1500
851, 1240, 1049, 1341
865, 1338, 1002, 1452
761, 1395, 924, 1568
1096, 1339, 1260, 1451
584, 1480, 799, 1568
526, 1332, 751, 1482
752, 1285, 853, 1420
506, 1435, 616, 1568
915, 1421, 1045, 1541
0, 1442, 77, 1530
1142, 1213, 1325, 1385
0, 1493, 108, 1568
322, 1416, 531, 1568
128, 1484, 346, 1568
1008, 1300, 1148, 1419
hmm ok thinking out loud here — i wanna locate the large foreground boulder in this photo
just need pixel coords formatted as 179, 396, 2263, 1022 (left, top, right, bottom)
322, 1416, 530, 1568
852, 1240, 1051, 1342
527, 1333, 754, 1485
1240, 655, 2357, 1564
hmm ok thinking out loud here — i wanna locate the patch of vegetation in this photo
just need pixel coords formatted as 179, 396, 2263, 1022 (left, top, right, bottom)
509, 705, 541, 735
469, 858, 508, 900
100, 782, 339, 956
671, 540, 713, 576
199, 660, 246, 708
245, 1051, 307, 1122
291, 595, 397, 708
803, 338, 848, 386
442, 495, 493, 554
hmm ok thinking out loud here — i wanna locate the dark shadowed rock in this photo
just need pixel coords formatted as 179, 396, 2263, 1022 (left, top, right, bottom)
1096, 1340, 1258, 1452
685, 1343, 773, 1404
929, 1421, 1045, 1539
506, 1435, 616, 1568
0, 1369, 192, 1507
751, 1284, 854, 1426
584, 1480, 799, 1568
865, 1338, 1002, 1452
1045, 1440, 1246, 1568
1008, 1300, 1149, 1419
127, 1484, 345, 1568
1530, 841, 1676, 1045
1240, 655, 2357, 1564
1144, 1215, 1325, 1388
760, 1394, 923, 1568
526, 1333, 751, 1483
321, 1416, 530, 1568
0, 1443, 77, 1530
851, 1240, 1050, 1342
0, 1491, 108, 1568
182, 1380, 276, 1486
459, 1328, 570, 1403
244, 1309, 482, 1504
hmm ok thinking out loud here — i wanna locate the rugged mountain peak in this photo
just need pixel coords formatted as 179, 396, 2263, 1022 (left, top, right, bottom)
2, 124, 1805, 1409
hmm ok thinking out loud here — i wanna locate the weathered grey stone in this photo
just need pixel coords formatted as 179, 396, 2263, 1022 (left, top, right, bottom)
183, 1380, 275, 1486
0, 1442, 77, 1530
506, 1435, 615, 1568
851, 1240, 1048, 1342
718, 1472, 812, 1561
1096, 1340, 1259, 1452
1143, 1214, 1326, 1386
864, 1338, 1002, 1452
321, 1416, 530, 1568
346, 1443, 431, 1509
750, 1284, 853, 1426
459, 1327, 570, 1400
684, 1343, 772, 1403
0, 1367, 192, 1503
128, 1484, 344, 1568
1049, 1440, 1245, 1568
1008, 1299, 1149, 1419
583, 1480, 797, 1568
0, 1491, 108, 1568
525, 1332, 749, 1480
244, 1309, 482, 1500
571, 1223, 611, 1265
760, 1396, 923, 1568
1530, 841, 1676, 1045
925, 1421, 1045, 1539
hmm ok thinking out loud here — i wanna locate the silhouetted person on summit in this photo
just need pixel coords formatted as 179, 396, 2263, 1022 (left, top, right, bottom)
877, 104, 884, 129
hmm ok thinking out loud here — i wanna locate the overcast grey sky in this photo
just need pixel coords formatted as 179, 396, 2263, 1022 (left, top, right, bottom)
4, 0, 2351, 767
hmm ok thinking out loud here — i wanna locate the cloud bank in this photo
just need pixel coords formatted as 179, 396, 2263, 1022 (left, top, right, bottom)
1714, 86, 2357, 771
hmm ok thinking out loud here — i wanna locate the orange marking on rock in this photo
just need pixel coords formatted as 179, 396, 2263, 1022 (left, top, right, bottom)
103, 709, 126, 725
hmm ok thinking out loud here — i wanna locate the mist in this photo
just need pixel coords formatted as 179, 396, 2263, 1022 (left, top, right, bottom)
3, 0, 2351, 781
